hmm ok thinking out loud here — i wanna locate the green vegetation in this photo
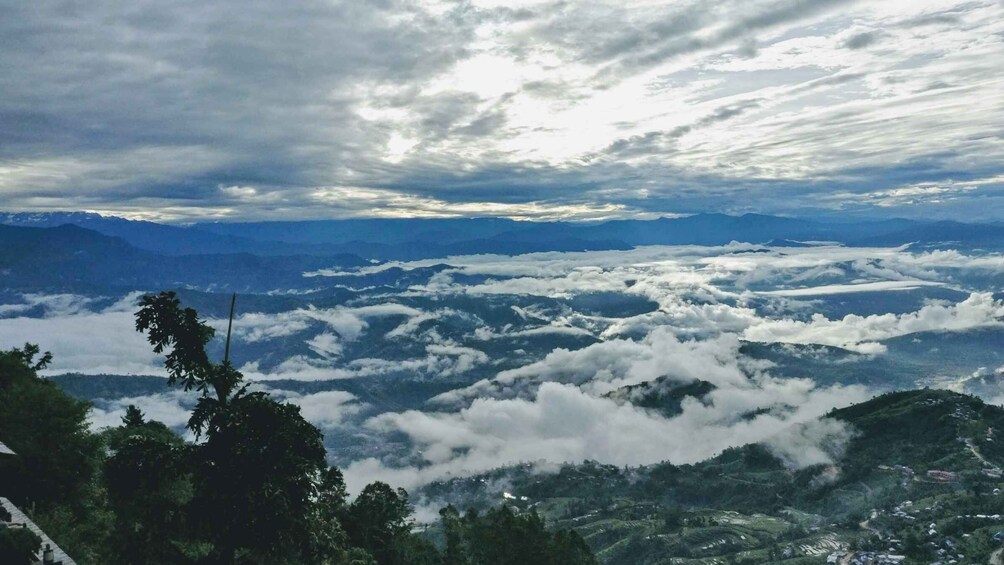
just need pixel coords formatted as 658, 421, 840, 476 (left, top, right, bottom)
0, 525, 42, 565
5, 291, 1004, 564
421, 390, 1004, 564
0, 292, 596, 565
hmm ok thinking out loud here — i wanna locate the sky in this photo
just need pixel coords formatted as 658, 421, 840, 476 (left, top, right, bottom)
1, 0, 1003, 222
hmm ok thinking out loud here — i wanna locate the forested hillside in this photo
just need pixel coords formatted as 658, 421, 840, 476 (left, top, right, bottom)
419, 390, 1004, 564
0, 293, 596, 565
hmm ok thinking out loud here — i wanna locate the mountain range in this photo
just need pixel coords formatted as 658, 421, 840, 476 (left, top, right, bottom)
4, 212, 1004, 267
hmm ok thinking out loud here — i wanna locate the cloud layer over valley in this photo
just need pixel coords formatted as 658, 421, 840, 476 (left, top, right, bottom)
4, 242, 1004, 491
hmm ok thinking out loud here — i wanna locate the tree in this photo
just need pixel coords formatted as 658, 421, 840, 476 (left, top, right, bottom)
101, 404, 194, 564
344, 482, 412, 565
135, 292, 328, 564
121, 405, 146, 428
0, 527, 42, 565
190, 392, 326, 564
104, 435, 194, 564
0, 344, 111, 563
447, 505, 597, 565
306, 468, 363, 565
440, 505, 469, 565
135, 292, 240, 436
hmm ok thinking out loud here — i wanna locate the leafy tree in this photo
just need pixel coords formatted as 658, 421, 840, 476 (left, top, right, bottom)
103, 406, 193, 565
306, 468, 364, 565
0, 344, 98, 507
0, 527, 42, 565
135, 292, 327, 564
0, 344, 111, 563
121, 405, 146, 428
449, 505, 597, 565
440, 505, 469, 565
135, 292, 240, 436
191, 392, 326, 564
344, 482, 413, 564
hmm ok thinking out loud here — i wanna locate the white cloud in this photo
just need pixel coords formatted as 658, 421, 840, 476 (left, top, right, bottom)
763, 418, 856, 469
437, 331, 766, 404
345, 379, 867, 493
285, 390, 365, 429
743, 292, 1004, 354
0, 294, 163, 375
306, 332, 344, 359
88, 389, 193, 430
757, 280, 945, 296
220, 311, 312, 343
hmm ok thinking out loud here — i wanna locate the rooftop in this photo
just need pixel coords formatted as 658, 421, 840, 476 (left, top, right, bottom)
0, 497, 76, 565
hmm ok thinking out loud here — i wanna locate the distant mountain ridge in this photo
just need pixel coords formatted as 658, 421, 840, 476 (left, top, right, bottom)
2, 212, 1003, 264
0, 224, 368, 293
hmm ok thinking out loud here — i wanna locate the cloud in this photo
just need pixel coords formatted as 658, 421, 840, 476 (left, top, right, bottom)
283, 390, 365, 429
0, 293, 96, 317
435, 331, 766, 405
240, 341, 489, 382
743, 292, 1004, 354
757, 280, 945, 296
2, 1, 1003, 220
224, 311, 312, 342
0, 293, 164, 375
344, 379, 868, 493
842, 31, 883, 50
763, 417, 856, 468
88, 389, 194, 430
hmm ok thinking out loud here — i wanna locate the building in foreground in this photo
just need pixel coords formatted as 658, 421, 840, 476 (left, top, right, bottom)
0, 439, 77, 565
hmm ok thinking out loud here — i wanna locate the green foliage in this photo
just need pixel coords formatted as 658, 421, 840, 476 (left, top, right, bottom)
0, 343, 112, 563
451, 505, 597, 565
104, 433, 193, 564
0, 526, 42, 565
135, 291, 242, 435
343, 482, 413, 564
193, 392, 326, 564
134, 292, 215, 391
0, 294, 602, 565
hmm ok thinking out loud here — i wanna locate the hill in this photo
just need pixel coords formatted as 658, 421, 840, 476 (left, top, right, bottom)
0, 213, 629, 259
853, 220, 1004, 251
418, 390, 1004, 564
0, 224, 368, 293
9, 211, 997, 261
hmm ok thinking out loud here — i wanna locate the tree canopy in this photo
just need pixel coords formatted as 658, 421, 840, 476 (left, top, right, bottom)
0, 291, 600, 565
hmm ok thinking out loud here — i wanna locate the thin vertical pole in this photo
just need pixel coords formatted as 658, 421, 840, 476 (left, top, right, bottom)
223, 293, 236, 366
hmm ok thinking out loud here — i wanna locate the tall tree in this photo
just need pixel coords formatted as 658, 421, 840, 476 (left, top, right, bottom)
135, 292, 327, 564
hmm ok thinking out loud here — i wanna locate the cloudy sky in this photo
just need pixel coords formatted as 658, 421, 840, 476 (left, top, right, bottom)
2, 0, 1002, 221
